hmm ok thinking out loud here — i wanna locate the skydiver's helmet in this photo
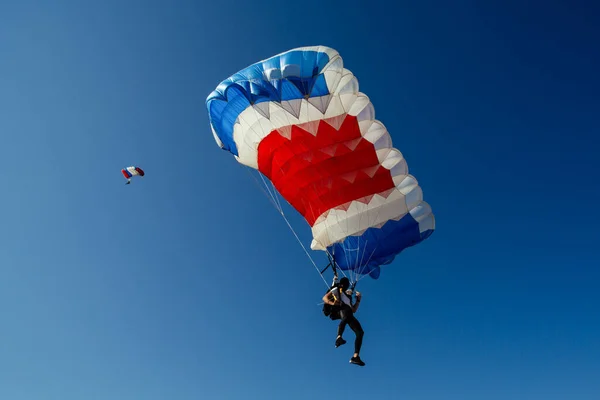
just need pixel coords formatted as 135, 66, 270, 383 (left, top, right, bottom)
339, 277, 350, 291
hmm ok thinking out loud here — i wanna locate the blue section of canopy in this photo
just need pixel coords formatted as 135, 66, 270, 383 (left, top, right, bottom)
206, 48, 333, 156
329, 213, 435, 279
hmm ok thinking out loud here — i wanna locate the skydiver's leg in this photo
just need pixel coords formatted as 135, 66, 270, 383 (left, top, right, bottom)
336, 306, 351, 347
347, 315, 364, 355
347, 314, 365, 366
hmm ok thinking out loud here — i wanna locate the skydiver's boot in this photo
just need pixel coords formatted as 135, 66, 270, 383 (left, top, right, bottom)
335, 336, 346, 348
350, 355, 365, 366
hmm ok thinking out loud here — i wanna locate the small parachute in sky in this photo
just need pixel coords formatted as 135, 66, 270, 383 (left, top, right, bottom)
121, 166, 144, 184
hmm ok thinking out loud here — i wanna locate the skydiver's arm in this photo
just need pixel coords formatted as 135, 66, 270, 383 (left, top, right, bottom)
322, 290, 339, 306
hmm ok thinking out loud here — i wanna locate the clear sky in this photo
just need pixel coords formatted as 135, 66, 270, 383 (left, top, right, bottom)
1, 0, 599, 399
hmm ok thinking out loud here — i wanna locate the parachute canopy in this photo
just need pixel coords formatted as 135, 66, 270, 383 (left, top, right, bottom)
122, 166, 144, 182
206, 46, 434, 279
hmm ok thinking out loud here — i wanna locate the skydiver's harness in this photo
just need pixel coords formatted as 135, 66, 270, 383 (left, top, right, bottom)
321, 255, 357, 321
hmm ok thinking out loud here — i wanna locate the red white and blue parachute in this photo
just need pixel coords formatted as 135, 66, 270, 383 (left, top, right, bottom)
121, 166, 144, 184
206, 46, 434, 280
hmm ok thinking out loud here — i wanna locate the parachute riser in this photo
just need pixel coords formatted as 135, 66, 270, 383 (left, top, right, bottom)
320, 253, 340, 284
327, 253, 339, 278
319, 262, 332, 275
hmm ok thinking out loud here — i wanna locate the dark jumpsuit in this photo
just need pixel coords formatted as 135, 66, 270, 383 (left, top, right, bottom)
336, 293, 364, 354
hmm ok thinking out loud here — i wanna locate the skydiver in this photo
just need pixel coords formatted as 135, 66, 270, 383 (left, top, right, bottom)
322, 276, 365, 366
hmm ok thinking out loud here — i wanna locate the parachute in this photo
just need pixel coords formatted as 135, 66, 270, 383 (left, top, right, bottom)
121, 166, 144, 184
206, 46, 434, 282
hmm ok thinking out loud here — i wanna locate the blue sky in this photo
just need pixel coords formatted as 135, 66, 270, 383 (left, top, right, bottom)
1, 0, 599, 399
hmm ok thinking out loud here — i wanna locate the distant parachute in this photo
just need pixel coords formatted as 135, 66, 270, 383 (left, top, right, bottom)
121, 166, 144, 184
206, 46, 434, 282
